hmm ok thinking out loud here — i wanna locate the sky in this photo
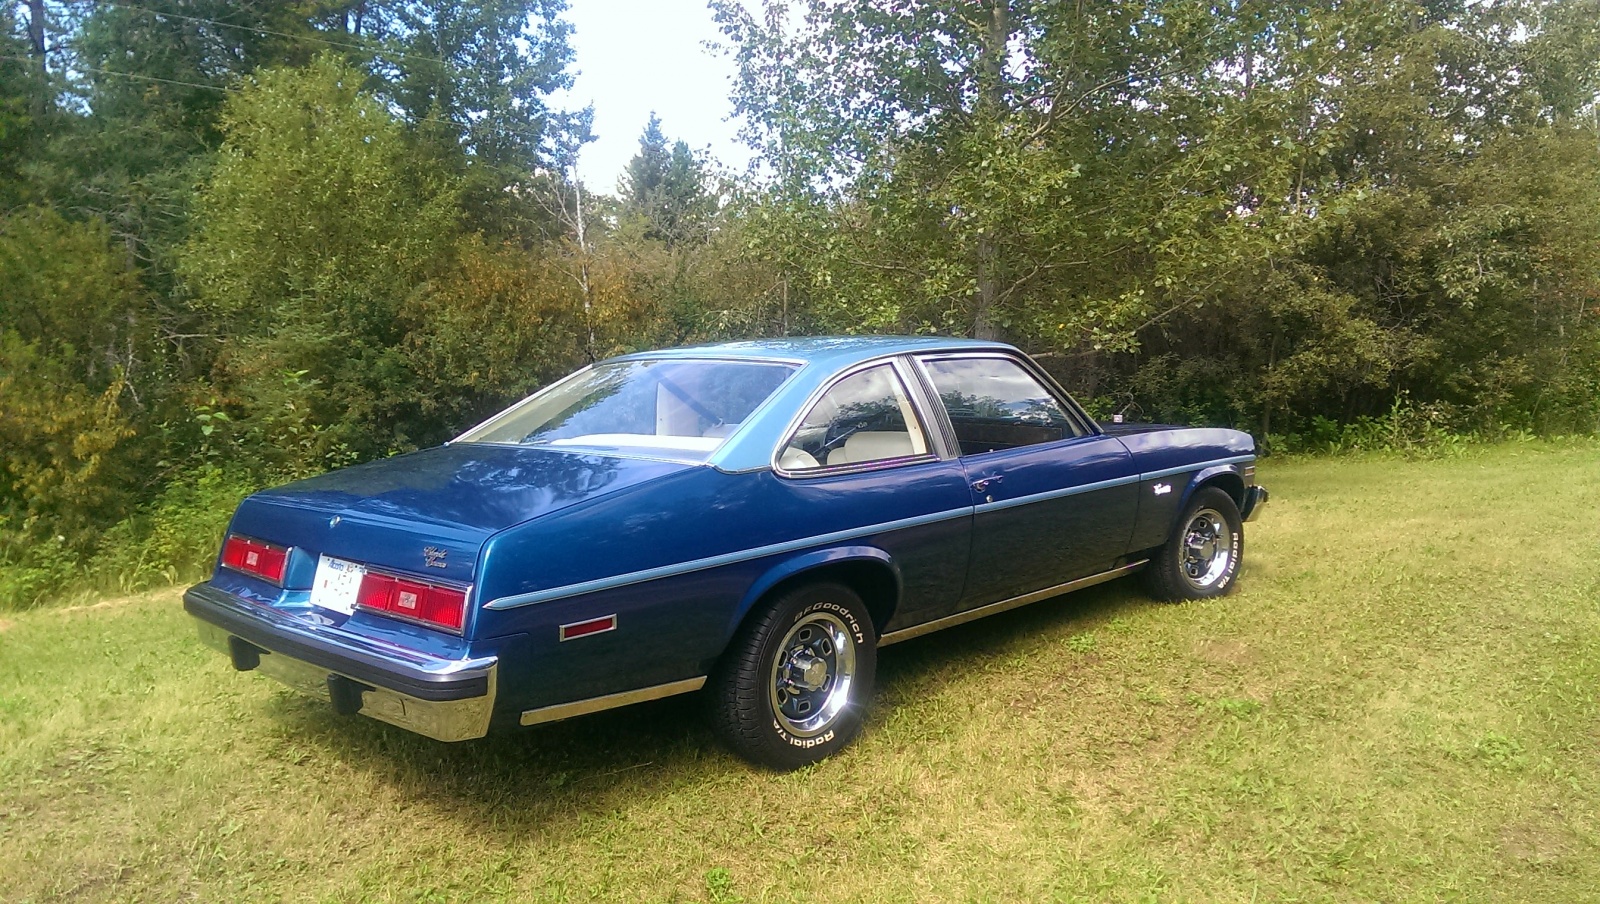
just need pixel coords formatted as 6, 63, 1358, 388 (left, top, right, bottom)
556, 1, 755, 193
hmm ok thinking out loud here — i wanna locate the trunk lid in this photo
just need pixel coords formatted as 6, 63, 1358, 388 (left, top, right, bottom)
229, 443, 692, 585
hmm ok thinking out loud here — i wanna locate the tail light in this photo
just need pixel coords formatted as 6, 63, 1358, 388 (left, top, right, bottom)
221, 534, 289, 585
355, 570, 468, 632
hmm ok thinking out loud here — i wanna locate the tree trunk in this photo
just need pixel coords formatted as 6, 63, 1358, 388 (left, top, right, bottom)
970, 0, 1010, 340
571, 173, 596, 362
24, 0, 48, 119
973, 233, 999, 340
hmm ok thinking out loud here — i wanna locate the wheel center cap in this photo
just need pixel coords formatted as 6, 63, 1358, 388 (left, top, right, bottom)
790, 653, 828, 691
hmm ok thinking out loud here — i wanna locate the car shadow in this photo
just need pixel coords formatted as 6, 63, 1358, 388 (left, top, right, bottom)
264, 576, 1161, 839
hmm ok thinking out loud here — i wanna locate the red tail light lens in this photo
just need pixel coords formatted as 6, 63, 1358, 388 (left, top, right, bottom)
422, 585, 467, 631
355, 570, 468, 632
221, 534, 289, 584
356, 572, 396, 611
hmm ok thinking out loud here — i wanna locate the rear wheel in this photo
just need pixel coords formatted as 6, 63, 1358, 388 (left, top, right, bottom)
1143, 486, 1244, 602
712, 581, 876, 769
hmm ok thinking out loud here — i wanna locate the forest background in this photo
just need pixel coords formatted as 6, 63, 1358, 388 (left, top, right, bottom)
1, 0, 1597, 609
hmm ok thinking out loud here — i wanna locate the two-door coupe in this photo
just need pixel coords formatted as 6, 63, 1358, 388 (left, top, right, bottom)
185, 337, 1268, 768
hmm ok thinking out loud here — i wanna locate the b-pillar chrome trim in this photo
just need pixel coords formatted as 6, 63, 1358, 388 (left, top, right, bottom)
520, 676, 708, 726
878, 560, 1149, 647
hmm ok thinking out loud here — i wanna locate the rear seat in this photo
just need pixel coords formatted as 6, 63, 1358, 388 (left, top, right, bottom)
825, 431, 916, 466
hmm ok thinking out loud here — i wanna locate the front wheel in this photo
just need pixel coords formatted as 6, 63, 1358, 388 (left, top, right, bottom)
1143, 486, 1244, 602
711, 581, 877, 770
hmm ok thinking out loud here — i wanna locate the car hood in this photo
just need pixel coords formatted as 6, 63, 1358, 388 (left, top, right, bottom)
230, 444, 693, 585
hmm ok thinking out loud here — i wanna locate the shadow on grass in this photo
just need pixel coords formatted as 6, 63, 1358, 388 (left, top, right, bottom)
264, 577, 1161, 836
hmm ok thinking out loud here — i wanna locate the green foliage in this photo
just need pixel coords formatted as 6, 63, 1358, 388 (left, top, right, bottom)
716, 0, 1600, 436
0, 208, 154, 392
0, 334, 136, 552
621, 114, 714, 246
181, 54, 462, 461
407, 235, 586, 428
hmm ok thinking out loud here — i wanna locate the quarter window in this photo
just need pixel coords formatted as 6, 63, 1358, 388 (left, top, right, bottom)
921, 357, 1084, 455
779, 364, 930, 471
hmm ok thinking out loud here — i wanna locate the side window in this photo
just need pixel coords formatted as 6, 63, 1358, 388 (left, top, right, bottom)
779, 364, 930, 472
921, 356, 1085, 456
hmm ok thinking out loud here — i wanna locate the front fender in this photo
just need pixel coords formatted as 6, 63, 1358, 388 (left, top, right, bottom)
729, 545, 901, 637
1173, 464, 1249, 530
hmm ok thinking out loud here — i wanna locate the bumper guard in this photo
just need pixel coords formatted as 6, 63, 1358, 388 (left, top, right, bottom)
1241, 484, 1270, 522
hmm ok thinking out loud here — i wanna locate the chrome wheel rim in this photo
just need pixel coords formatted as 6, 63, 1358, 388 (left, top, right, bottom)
1180, 508, 1233, 589
769, 611, 856, 738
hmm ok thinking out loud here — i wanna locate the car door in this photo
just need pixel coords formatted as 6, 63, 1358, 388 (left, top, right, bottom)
772, 358, 974, 630
914, 353, 1140, 608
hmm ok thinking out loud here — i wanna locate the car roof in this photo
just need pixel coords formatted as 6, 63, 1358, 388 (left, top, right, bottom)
608, 335, 1011, 370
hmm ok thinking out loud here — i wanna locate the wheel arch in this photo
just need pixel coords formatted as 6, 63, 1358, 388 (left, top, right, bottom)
727, 547, 902, 642
1181, 465, 1247, 513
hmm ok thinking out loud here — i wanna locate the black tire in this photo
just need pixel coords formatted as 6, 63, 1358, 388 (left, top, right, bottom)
1142, 486, 1244, 602
711, 581, 877, 770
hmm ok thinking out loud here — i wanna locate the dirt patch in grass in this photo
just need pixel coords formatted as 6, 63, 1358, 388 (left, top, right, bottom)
0, 617, 12, 633
1500, 819, 1571, 867
59, 597, 141, 614
1193, 637, 1258, 666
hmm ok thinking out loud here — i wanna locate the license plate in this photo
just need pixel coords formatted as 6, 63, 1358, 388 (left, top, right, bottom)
311, 555, 366, 615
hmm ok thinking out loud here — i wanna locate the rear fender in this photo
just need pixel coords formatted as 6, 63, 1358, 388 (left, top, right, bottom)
729, 546, 901, 638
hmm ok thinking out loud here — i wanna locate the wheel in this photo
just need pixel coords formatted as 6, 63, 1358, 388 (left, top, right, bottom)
712, 581, 877, 769
1142, 486, 1244, 602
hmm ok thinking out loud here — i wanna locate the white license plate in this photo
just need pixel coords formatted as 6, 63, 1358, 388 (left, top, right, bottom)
310, 555, 366, 615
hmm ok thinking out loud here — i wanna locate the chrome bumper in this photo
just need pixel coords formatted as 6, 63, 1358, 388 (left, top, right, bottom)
1241, 484, 1270, 522
184, 582, 496, 742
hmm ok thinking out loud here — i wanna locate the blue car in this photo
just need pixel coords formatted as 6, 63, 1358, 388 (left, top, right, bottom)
185, 337, 1268, 768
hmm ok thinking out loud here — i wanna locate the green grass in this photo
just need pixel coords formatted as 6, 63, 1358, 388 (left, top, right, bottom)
3, 441, 1599, 902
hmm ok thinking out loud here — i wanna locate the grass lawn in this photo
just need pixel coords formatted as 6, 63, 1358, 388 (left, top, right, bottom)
2, 441, 1598, 902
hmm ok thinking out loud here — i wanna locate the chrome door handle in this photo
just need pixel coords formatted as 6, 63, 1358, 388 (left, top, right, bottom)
971, 476, 1004, 493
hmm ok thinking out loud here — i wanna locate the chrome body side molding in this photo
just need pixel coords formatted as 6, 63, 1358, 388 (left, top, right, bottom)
878, 560, 1148, 647
520, 676, 708, 726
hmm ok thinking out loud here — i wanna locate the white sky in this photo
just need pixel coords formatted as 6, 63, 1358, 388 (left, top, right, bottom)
556, 0, 755, 193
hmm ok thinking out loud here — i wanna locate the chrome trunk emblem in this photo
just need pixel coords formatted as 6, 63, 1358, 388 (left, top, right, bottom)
423, 546, 448, 568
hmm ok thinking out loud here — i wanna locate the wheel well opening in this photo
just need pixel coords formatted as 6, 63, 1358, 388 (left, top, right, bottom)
756, 560, 899, 638
1200, 473, 1246, 510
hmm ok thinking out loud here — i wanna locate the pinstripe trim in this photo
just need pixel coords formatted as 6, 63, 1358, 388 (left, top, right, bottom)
481, 453, 1256, 611
973, 474, 1141, 514
482, 506, 970, 610
1139, 455, 1254, 482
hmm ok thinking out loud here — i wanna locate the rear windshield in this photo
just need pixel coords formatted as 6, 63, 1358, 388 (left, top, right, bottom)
457, 359, 798, 461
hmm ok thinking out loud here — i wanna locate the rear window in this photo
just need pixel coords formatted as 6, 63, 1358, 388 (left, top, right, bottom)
457, 359, 797, 461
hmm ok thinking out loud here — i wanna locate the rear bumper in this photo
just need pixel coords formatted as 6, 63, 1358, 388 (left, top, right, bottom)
1241, 484, 1270, 522
184, 582, 496, 742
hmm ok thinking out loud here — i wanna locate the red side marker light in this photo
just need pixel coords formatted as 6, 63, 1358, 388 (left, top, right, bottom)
559, 615, 617, 642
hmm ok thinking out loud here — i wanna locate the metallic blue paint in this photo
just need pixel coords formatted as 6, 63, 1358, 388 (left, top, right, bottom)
960, 434, 1140, 609
184, 336, 1268, 740
729, 545, 900, 635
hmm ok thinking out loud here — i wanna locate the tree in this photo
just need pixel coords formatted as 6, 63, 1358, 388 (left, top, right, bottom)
179, 55, 462, 462
621, 113, 712, 246
714, 0, 1600, 435
328, 0, 585, 239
